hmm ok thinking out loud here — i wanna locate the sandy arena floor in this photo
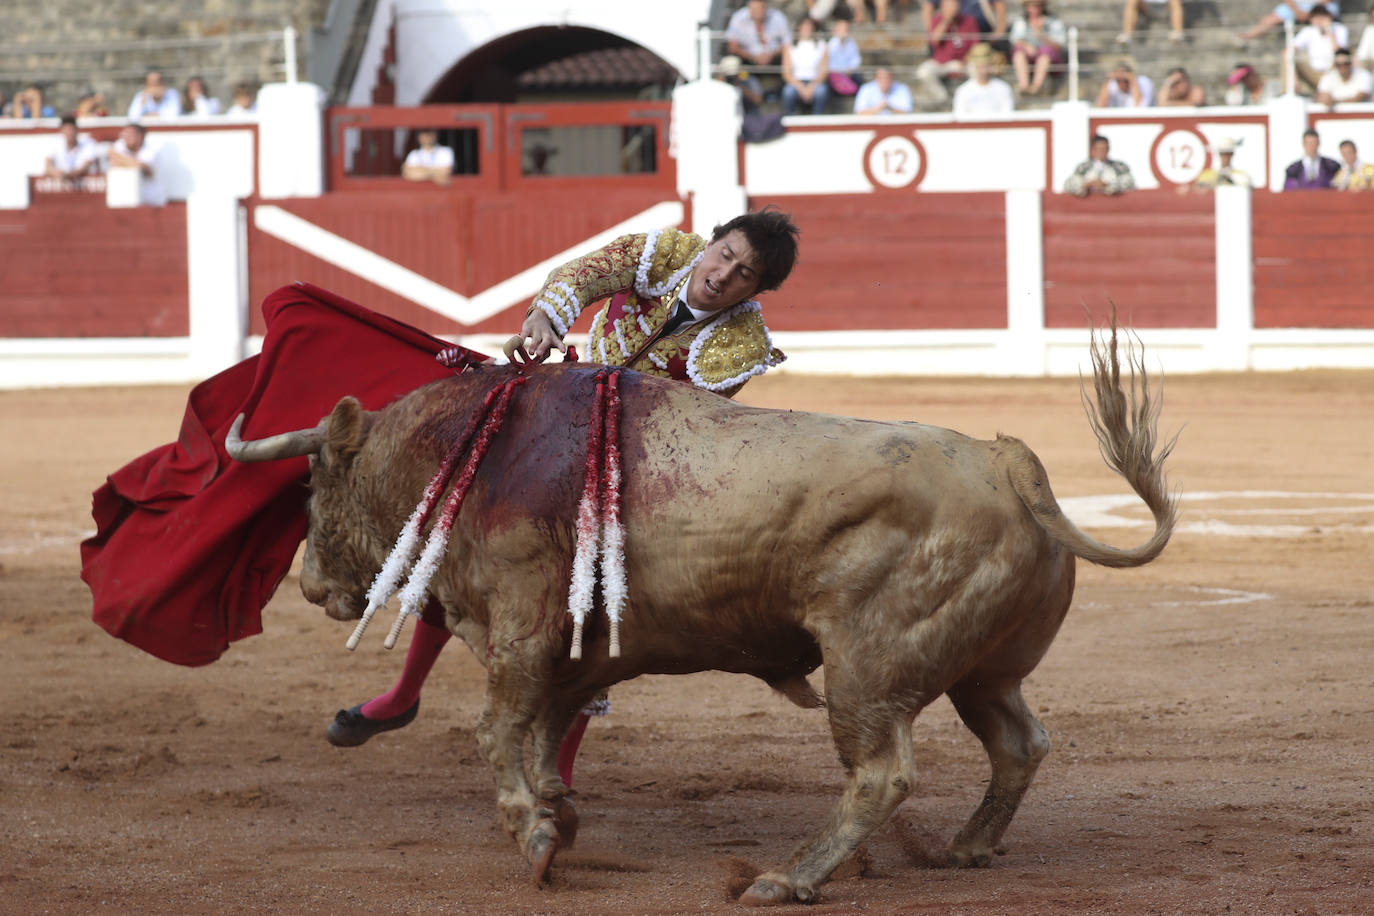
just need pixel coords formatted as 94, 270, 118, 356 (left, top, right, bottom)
2, 366, 1372, 914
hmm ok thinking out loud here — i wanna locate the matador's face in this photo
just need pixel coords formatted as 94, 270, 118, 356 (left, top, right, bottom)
687, 230, 762, 313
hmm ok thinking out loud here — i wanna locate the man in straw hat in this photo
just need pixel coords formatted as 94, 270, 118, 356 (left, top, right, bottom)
952, 43, 1015, 114
1191, 137, 1251, 191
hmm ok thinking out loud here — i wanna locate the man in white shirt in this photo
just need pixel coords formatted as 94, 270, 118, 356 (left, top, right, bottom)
1356, 10, 1374, 69
1316, 49, 1374, 106
127, 70, 181, 120
854, 68, 914, 115
1292, 5, 1349, 91
402, 130, 455, 185
1095, 58, 1154, 108
108, 124, 167, 206
44, 116, 100, 184
952, 44, 1015, 116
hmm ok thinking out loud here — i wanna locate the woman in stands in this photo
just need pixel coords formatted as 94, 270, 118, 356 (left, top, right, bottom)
782, 17, 832, 114
183, 76, 222, 116
1009, 0, 1067, 96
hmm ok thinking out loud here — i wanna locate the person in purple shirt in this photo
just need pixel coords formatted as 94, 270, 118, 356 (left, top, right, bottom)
1284, 128, 1342, 190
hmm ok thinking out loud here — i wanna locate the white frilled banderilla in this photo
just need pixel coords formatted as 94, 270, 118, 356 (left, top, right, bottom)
350, 369, 629, 660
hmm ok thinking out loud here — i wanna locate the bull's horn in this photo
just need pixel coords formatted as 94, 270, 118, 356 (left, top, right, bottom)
225, 413, 329, 462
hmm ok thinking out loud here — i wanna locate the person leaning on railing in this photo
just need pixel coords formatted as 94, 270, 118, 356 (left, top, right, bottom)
401, 130, 454, 186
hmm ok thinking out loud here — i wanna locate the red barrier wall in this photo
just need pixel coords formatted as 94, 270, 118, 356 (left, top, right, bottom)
750, 193, 1009, 330
1252, 194, 1374, 329
0, 195, 188, 338
1043, 192, 1215, 328
246, 188, 688, 335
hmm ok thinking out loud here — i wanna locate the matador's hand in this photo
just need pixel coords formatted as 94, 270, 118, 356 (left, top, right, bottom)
518, 308, 568, 363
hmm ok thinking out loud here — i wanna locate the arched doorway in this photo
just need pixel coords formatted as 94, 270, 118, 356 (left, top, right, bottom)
424, 27, 681, 104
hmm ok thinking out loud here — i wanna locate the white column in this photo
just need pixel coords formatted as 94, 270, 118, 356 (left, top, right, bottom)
1049, 99, 1091, 194
1005, 188, 1045, 374
1267, 93, 1307, 191
257, 81, 326, 199
672, 78, 747, 234
186, 193, 247, 378
1214, 185, 1253, 370
0, 167, 30, 209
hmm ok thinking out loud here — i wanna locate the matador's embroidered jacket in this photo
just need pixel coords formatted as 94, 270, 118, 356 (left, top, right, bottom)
529, 227, 785, 395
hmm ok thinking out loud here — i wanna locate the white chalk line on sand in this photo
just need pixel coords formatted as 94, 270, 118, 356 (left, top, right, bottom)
1076, 584, 1273, 610
0, 528, 97, 556
1058, 491, 1374, 538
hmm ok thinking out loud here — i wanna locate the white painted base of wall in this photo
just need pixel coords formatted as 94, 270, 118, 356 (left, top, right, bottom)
6, 328, 1374, 389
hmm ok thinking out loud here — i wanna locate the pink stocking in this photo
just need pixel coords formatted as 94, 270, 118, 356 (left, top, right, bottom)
360, 607, 451, 720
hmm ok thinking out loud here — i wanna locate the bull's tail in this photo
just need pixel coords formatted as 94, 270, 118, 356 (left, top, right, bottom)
1001, 315, 1179, 568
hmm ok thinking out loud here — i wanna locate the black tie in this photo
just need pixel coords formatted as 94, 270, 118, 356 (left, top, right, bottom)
659, 299, 695, 338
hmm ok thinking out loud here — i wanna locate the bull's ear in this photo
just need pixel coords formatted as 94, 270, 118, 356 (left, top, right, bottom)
324, 396, 369, 465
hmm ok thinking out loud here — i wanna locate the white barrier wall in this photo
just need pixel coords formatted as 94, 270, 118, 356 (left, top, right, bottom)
4, 91, 1374, 388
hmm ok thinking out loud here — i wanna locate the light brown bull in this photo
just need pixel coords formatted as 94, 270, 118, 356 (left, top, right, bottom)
228, 322, 1176, 905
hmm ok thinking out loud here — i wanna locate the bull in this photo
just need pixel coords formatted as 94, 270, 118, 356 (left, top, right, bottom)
227, 322, 1176, 905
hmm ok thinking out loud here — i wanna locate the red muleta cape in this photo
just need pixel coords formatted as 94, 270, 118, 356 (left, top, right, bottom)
79, 282, 486, 666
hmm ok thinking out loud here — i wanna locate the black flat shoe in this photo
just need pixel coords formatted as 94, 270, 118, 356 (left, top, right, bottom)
326, 699, 420, 747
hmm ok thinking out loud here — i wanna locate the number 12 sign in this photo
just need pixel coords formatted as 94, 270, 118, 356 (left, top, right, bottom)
1150, 128, 1210, 186
863, 132, 927, 191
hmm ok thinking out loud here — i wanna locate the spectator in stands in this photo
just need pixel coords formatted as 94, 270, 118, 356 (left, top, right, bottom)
12, 84, 56, 119
782, 17, 831, 114
1190, 138, 1251, 190
915, 0, 981, 104
1316, 47, 1373, 105
1283, 128, 1340, 189
74, 89, 109, 118
1118, 0, 1184, 45
45, 116, 100, 184
1238, 1, 1339, 45
1095, 58, 1153, 108
108, 124, 167, 206
1224, 63, 1281, 104
1009, 0, 1067, 96
226, 84, 257, 115
1356, 9, 1374, 69
183, 76, 222, 116
1156, 67, 1206, 105
402, 130, 455, 186
1064, 134, 1135, 197
128, 70, 181, 120
923, 1, 1010, 52
851, 0, 891, 23
1291, 5, 1348, 91
952, 42, 1015, 114
826, 16, 863, 100
1332, 138, 1374, 190
727, 0, 793, 69
803, 0, 856, 21
718, 55, 767, 116
854, 67, 914, 114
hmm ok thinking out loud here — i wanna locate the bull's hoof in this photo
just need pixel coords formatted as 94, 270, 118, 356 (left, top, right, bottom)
739, 875, 813, 906
948, 843, 1004, 868
551, 795, 579, 849
525, 818, 561, 888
